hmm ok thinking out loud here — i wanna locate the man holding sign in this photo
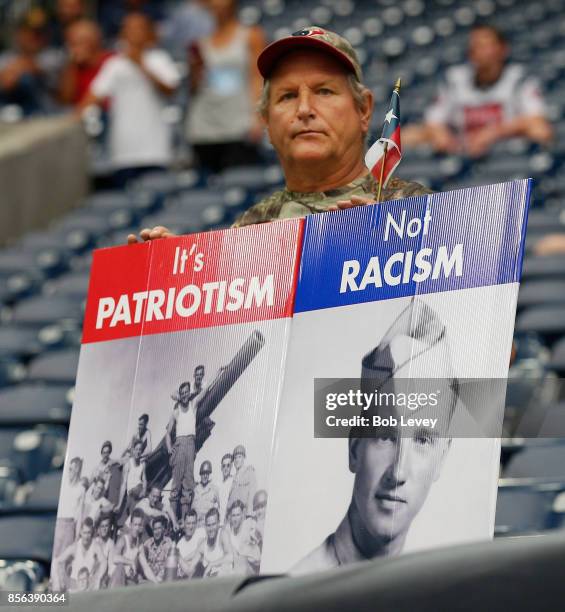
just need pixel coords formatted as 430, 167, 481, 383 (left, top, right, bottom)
128, 27, 429, 242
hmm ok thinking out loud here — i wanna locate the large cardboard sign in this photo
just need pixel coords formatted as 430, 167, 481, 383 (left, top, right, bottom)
52, 181, 530, 591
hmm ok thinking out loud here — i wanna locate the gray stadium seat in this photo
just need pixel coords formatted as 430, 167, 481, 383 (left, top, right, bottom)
515, 306, 565, 341
0, 511, 55, 565
521, 255, 565, 281
495, 486, 553, 535
25, 470, 62, 511
550, 337, 565, 373
517, 280, 565, 309
504, 442, 565, 480
10, 297, 83, 329
26, 349, 80, 385
0, 384, 72, 425
0, 425, 67, 482
44, 272, 90, 300
0, 327, 42, 360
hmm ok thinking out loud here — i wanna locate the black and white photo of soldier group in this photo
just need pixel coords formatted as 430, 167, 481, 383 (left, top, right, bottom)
52, 330, 271, 592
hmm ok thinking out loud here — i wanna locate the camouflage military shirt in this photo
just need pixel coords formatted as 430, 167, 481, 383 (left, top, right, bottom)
232, 173, 432, 228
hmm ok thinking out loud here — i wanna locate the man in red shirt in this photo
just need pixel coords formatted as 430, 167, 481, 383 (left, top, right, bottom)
58, 19, 113, 107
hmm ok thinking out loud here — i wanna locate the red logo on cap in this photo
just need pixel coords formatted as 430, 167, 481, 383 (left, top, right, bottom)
293, 28, 325, 37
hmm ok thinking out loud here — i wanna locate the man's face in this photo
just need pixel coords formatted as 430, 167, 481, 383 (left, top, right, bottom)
57, 0, 84, 24
98, 518, 110, 539
153, 521, 164, 542
138, 418, 146, 435
101, 446, 110, 462
66, 23, 99, 64
205, 515, 219, 541
200, 469, 211, 486
229, 507, 244, 532
254, 500, 267, 522
179, 384, 191, 404
133, 443, 143, 460
77, 570, 89, 591
233, 453, 244, 470
69, 460, 80, 481
183, 515, 197, 538
148, 488, 160, 507
131, 516, 144, 537
469, 28, 507, 72
349, 404, 450, 546
122, 14, 152, 48
194, 367, 205, 386
93, 481, 104, 500
221, 458, 232, 479
265, 50, 371, 171
81, 524, 93, 546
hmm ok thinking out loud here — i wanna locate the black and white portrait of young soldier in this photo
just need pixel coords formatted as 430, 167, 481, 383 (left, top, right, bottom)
293, 300, 459, 573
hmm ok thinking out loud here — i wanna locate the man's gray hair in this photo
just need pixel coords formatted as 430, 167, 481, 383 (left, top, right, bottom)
257, 74, 371, 117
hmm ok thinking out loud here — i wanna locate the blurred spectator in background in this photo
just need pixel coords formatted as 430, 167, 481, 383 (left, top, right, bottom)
159, 0, 214, 60
534, 234, 565, 256
98, 0, 165, 44
185, 0, 266, 173
51, 0, 88, 48
404, 24, 553, 157
0, 9, 60, 116
58, 20, 113, 107
81, 13, 180, 187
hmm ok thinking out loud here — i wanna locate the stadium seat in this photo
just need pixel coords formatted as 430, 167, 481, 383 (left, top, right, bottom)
515, 306, 565, 343
550, 337, 565, 374
521, 255, 565, 281
0, 510, 56, 565
44, 272, 90, 301
25, 470, 62, 511
0, 559, 47, 592
0, 462, 20, 509
0, 425, 67, 482
26, 349, 80, 385
495, 486, 553, 535
9, 297, 83, 329
0, 384, 72, 426
517, 280, 565, 310
0, 327, 42, 360
504, 442, 565, 480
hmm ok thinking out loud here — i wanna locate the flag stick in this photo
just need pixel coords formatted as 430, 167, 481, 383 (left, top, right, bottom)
376, 141, 388, 204
375, 78, 402, 204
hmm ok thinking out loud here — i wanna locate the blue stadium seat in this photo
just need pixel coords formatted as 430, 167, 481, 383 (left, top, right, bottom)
44, 272, 90, 301
550, 337, 565, 374
9, 296, 83, 329
495, 486, 553, 535
0, 425, 67, 482
0, 384, 72, 426
517, 280, 565, 310
504, 442, 565, 480
0, 462, 20, 509
0, 249, 65, 281
0, 510, 56, 565
25, 470, 62, 511
521, 255, 565, 281
0, 327, 42, 360
26, 349, 80, 385
515, 306, 565, 343
0, 559, 48, 592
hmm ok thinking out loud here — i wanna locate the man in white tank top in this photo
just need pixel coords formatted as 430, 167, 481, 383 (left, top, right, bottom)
52, 517, 106, 592
111, 508, 153, 587
117, 439, 146, 523
166, 380, 206, 520
226, 500, 260, 575
194, 508, 233, 578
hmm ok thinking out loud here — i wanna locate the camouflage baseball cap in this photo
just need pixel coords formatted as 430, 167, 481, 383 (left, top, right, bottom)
258, 26, 363, 82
